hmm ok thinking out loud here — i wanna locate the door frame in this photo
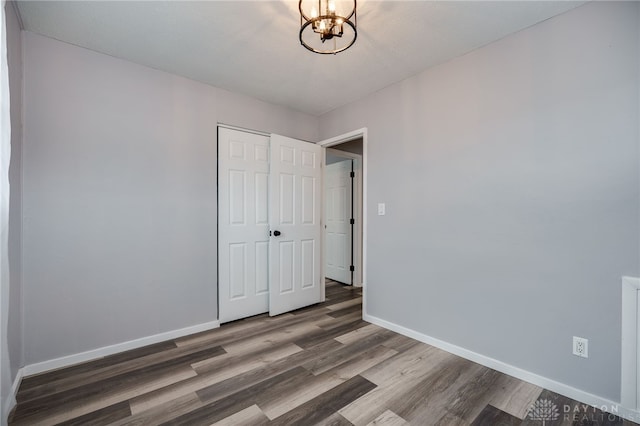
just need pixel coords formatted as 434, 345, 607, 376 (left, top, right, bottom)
325, 148, 363, 287
217, 123, 329, 320
216, 124, 368, 320
318, 128, 368, 314
621, 276, 640, 410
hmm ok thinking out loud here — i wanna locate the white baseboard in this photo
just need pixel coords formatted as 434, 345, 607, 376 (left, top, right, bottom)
22, 320, 220, 377
363, 313, 640, 424
3, 367, 24, 419
10, 367, 23, 400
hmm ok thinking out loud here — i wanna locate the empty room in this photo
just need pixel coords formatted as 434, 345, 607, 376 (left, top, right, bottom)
0, 0, 639, 425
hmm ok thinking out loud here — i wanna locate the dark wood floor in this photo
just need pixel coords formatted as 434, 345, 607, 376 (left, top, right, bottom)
10, 280, 637, 425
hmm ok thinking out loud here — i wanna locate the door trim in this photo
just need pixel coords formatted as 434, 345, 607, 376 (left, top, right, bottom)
318, 128, 368, 314
218, 123, 270, 137
622, 276, 640, 410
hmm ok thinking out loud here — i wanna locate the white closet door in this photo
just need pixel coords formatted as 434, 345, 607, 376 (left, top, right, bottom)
325, 160, 353, 284
218, 128, 270, 323
269, 134, 323, 316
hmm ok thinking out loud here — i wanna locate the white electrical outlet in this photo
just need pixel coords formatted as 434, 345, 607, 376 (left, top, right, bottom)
573, 336, 588, 358
378, 203, 386, 216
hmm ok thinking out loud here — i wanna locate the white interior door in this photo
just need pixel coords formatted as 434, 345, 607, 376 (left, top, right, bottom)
325, 160, 353, 284
218, 128, 270, 323
269, 134, 323, 316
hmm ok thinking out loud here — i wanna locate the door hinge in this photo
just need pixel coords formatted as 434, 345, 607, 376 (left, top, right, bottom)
350, 171, 355, 178
350, 218, 355, 225
350, 265, 355, 272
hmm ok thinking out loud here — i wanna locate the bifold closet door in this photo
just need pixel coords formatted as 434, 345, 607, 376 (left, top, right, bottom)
218, 128, 323, 322
218, 128, 270, 323
269, 134, 323, 316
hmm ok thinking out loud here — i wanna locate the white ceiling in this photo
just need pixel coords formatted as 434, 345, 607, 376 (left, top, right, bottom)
16, 1, 585, 116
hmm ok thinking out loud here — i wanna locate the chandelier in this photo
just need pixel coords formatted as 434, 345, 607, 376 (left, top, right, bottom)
299, 0, 357, 55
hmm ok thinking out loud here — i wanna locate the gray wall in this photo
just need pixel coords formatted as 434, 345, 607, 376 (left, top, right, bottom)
4, 0, 23, 417
7, 0, 22, 382
22, 32, 319, 365
326, 153, 351, 166
319, 2, 639, 402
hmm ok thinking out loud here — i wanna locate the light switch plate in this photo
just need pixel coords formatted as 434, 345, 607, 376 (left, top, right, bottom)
378, 203, 386, 216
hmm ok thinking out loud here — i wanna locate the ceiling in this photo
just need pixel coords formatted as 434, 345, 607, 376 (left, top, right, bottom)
16, 1, 585, 116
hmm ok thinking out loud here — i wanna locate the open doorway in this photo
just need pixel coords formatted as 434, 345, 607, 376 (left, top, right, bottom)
318, 128, 368, 318
320, 128, 367, 320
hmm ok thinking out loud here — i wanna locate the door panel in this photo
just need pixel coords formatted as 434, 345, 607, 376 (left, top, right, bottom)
218, 128, 270, 323
280, 173, 295, 224
325, 160, 353, 284
301, 176, 315, 224
279, 241, 295, 293
301, 239, 315, 288
255, 173, 269, 224
229, 243, 247, 299
229, 170, 246, 224
255, 241, 269, 294
269, 134, 323, 316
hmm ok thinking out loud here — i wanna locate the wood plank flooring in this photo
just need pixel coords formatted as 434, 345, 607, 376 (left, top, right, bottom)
9, 280, 637, 425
